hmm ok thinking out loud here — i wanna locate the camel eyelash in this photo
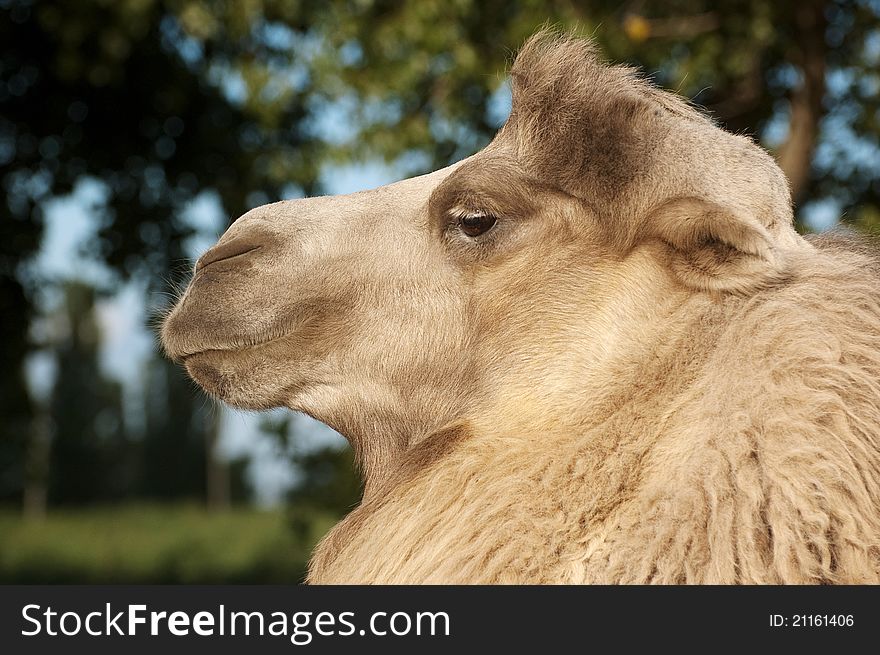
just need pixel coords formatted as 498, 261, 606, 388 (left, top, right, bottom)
446, 206, 500, 239
448, 206, 492, 221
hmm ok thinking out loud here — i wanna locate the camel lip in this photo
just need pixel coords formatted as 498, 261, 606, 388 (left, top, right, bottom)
175, 346, 238, 363
169, 347, 238, 367
171, 332, 292, 363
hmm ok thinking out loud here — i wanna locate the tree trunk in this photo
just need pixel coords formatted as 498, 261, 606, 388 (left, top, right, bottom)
775, 0, 828, 202
22, 411, 51, 521
205, 408, 230, 511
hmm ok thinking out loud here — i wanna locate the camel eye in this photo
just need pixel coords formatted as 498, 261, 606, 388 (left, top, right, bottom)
458, 213, 497, 237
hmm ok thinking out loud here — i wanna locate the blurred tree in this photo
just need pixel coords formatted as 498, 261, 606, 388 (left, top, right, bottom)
47, 282, 126, 505
0, 0, 323, 506
2, 0, 321, 282
139, 357, 211, 502
261, 413, 361, 533
286, 446, 362, 541
0, 277, 31, 504
288, 447, 362, 514
139, 357, 251, 506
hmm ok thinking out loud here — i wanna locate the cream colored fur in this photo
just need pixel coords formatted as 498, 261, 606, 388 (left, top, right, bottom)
162, 31, 880, 584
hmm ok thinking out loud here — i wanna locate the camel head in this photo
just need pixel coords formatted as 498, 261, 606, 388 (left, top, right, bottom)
161, 31, 805, 491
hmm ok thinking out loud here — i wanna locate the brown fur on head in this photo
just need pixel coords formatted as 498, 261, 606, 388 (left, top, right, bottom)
503, 29, 801, 292
162, 31, 880, 583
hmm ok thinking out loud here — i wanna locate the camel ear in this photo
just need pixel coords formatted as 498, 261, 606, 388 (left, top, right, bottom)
650, 197, 786, 293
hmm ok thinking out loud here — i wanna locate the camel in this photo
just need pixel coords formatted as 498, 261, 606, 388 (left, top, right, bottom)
161, 31, 880, 583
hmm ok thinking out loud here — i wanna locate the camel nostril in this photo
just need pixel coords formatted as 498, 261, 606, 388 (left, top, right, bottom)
195, 236, 263, 273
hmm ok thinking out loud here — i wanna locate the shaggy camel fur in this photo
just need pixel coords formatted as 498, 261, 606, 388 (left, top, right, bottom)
162, 31, 880, 583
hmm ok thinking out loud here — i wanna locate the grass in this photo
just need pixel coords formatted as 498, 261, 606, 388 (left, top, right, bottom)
0, 503, 339, 583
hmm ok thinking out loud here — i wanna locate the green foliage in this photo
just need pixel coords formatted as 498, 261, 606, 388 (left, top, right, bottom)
289, 446, 362, 513
262, 413, 363, 538
0, 504, 337, 583
0, 275, 31, 503
138, 357, 214, 501
1, 0, 324, 282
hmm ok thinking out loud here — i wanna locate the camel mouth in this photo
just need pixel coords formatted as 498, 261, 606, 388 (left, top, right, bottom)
165, 347, 219, 366
175, 344, 250, 363
173, 331, 292, 363
178, 337, 306, 410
